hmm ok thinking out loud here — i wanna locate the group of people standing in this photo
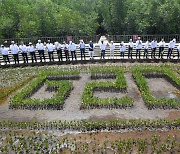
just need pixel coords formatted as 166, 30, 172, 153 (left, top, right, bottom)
100, 37, 180, 60
0, 37, 180, 64
0, 40, 95, 64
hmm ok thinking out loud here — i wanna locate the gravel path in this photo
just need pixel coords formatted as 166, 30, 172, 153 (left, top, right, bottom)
0, 73, 179, 122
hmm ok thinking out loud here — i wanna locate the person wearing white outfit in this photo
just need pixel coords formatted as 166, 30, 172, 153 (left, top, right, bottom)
89, 41, 94, 60
109, 41, 115, 59
69, 41, 77, 61
19, 42, 28, 63
151, 39, 157, 59
55, 42, 63, 61
46, 40, 55, 62
158, 38, 165, 59
143, 40, 149, 59
63, 41, 69, 61
167, 38, 176, 59
100, 41, 106, 59
10, 41, 19, 64
28, 42, 37, 63
36, 40, 45, 62
136, 37, 142, 59
0, 44, 10, 64
120, 41, 126, 59
128, 39, 134, 59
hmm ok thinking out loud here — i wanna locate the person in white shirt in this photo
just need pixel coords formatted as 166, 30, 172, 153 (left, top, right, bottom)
109, 41, 115, 59
89, 41, 94, 60
167, 38, 176, 59
100, 41, 106, 59
143, 40, 149, 59
55, 41, 63, 61
177, 44, 180, 59
36, 40, 45, 62
120, 41, 126, 59
46, 40, 55, 62
28, 42, 37, 63
69, 41, 77, 61
158, 38, 165, 59
79, 40, 86, 60
63, 41, 69, 61
151, 38, 157, 59
19, 42, 28, 63
10, 41, 19, 64
128, 39, 134, 59
0, 45, 10, 64
136, 37, 142, 59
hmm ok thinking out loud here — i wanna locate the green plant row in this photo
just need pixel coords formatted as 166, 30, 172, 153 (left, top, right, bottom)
81, 81, 133, 109
0, 119, 179, 131
132, 67, 180, 109
81, 67, 133, 109
91, 67, 127, 89
0, 75, 36, 105
9, 74, 73, 110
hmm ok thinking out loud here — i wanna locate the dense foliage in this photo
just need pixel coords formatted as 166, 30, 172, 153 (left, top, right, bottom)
0, 0, 179, 39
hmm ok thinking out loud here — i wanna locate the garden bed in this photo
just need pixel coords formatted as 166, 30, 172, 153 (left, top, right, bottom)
133, 67, 180, 109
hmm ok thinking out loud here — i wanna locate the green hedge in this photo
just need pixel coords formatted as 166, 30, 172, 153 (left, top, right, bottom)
132, 67, 180, 109
9, 70, 79, 110
81, 67, 133, 109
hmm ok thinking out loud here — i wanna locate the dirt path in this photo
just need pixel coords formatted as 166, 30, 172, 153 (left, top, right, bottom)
0, 73, 179, 122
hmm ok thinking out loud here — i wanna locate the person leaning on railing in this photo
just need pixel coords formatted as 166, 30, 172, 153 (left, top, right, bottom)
109, 41, 115, 59
69, 41, 77, 61
120, 41, 126, 59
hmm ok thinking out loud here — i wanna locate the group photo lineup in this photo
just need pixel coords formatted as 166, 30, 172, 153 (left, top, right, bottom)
0, 0, 179, 153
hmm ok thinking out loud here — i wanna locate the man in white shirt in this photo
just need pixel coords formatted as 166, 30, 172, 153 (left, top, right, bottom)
36, 40, 45, 62
10, 41, 19, 64
120, 41, 126, 59
89, 41, 94, 60
128, 39, 134, 59
167, 38, 176, 59
28, 42, 37, 63
79, 40, 86, 60
177, 44, 180, 59
136, 37, 142, 59
144, 40, 149, 59
69, 41, 77, 61
109, 41, 115, 59
63, 41, 69, 61
46, 40, 55, 62
158, 38, 165, 59
0, 44, 10, 64
55, 41, 63, 61
19, 42, 28, 63
100, 41, 106, 59
151, 38, 157, 59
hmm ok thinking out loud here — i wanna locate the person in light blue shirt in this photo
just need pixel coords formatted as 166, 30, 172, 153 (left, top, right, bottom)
79, 40, 86, 60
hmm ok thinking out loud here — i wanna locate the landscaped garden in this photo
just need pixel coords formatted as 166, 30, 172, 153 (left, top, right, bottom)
0, 63, 179, 153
